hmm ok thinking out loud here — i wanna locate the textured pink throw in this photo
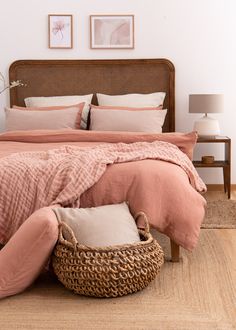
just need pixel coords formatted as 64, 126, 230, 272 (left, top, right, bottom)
0, 140, 206, 245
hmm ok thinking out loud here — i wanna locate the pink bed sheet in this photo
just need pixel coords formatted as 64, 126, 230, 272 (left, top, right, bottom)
0, 129, 206, 250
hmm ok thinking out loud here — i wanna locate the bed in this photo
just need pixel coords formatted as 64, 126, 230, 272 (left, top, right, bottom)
0, 58, 206, 262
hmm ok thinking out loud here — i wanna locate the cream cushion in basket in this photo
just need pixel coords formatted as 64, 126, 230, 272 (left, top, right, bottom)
53, 202, 141, 247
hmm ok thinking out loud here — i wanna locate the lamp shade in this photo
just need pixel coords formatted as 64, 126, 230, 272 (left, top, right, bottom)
189, 94, 224, 114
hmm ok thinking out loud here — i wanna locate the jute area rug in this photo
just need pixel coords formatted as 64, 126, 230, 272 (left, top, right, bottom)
0, 229, 235, 330
202, 199, 236, 229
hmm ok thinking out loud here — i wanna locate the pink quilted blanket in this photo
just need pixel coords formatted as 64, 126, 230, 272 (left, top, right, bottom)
0, 140, 206, 245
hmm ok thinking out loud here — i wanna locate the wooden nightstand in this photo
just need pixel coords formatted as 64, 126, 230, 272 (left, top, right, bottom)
193, 136, 231, 198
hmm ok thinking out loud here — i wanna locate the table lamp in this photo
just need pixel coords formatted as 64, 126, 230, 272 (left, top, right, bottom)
189, 94, 224, 136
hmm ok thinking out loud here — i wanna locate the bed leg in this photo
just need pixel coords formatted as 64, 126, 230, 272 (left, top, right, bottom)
170, 239, 180, 262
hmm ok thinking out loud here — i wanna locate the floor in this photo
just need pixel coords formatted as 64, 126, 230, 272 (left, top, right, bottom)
205, 189, 236, 201
0, 192, 235, 330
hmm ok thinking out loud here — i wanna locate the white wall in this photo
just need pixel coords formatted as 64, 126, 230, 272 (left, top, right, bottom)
0, 0, 234, 183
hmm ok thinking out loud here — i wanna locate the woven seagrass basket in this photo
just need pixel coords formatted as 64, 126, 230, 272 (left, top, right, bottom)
52, 212, 164, 298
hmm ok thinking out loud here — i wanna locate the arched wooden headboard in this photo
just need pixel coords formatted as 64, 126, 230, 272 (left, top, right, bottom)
9, 58, 175, 132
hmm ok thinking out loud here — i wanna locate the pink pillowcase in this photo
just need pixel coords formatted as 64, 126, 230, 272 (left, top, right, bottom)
6, 103, 84, 131
0, 207, 58, 299
90, 108, 167, 133
89, 105, 166, 133
13, 103, 85, 111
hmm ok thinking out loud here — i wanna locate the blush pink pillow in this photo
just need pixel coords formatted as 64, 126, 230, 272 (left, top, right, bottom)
5, 103, 84, 131
89, 105, 165, 133
13, 103, 87, 129
0, 207, 58, 299
13, 103, 85, 111
90, 108, 167, 133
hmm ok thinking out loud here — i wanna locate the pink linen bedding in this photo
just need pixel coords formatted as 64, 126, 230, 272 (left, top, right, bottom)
0, 129, 206, 250
0, 207, 58, 299
0, 129, 198, 159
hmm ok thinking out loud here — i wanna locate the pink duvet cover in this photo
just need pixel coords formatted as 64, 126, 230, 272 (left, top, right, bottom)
0, 129, 206, 250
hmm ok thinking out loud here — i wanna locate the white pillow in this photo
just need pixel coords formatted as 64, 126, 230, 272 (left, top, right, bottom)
24, 95, 93, 129
53, 203, 141, 247
90, 108, 167, 133
97, 92, 166, 107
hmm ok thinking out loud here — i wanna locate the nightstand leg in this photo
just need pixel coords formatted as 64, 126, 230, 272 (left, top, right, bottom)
225, 140, 231, 199
223, 167, 227, 193
223, 166, 231, 199
228, 176, 231, 199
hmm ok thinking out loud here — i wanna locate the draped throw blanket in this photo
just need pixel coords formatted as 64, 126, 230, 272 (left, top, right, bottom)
0, 141, 206, 244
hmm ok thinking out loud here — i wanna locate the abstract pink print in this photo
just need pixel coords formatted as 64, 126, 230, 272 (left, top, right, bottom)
91, 15, 134, 49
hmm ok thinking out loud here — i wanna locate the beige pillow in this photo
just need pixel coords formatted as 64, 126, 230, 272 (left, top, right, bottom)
97, 92, 166, 107
24, 95, 93, 129
5, 104, 83, 131
53, 203, 141, 247
90, 108, 167, 133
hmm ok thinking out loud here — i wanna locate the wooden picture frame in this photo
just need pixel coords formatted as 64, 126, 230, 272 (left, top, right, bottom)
48, 14, 73, 49
90, 15, 134, 49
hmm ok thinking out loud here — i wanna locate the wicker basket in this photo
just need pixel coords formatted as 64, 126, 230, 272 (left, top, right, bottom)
52, 212, 164, 298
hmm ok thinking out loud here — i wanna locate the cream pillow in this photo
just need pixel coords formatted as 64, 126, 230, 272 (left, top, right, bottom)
97, 92, 166, 107
5, 104, 82, 131
53, 203, 141, 247
24, 95, 93, 129
90, 104, 163, 111
90, 108, 167, 133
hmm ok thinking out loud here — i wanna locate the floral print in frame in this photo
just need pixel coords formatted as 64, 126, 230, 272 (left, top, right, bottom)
48, 15, 73, 49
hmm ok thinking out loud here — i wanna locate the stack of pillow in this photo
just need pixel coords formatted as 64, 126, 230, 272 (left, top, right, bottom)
5, 92, 167, 133
90, 92, 166, 133
6, 94, 93, 131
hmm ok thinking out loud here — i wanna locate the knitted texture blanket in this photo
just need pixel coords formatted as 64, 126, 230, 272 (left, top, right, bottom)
0, 141, 206, 244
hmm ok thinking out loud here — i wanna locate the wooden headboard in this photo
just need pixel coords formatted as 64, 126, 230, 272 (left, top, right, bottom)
9, 59, 175, 132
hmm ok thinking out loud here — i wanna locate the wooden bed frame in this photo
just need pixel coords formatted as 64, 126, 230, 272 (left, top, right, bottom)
9, 58, 179, 262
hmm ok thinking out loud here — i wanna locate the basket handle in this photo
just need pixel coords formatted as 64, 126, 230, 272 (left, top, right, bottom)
134, 211, 150, 235
58, 221, 78, 248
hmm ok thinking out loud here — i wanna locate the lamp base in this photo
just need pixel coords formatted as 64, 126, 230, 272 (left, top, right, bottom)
193, 114, 220, 137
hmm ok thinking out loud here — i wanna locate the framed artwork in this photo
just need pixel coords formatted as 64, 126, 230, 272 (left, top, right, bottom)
90, 15, 134, 49
48, 14, 73, 49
